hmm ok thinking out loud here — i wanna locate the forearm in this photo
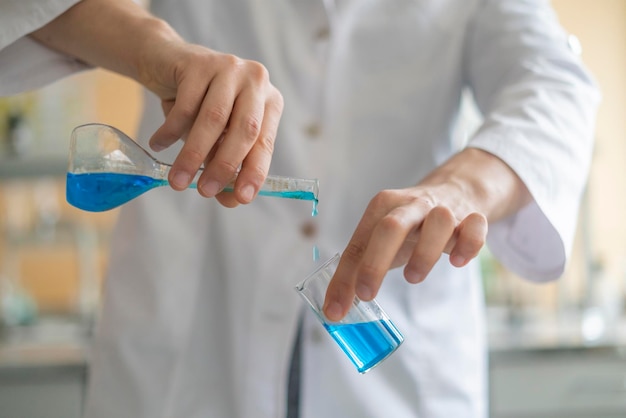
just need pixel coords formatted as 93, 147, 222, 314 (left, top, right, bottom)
419, 147, 532, 223
29, 0, 182, 88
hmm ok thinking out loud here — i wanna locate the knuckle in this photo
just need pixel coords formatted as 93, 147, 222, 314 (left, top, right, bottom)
257, 132, 276, 155
358, 262, 382, 284
271, 89, 285, 111
180, 147, 206, 166
369, 189, 395, 211
344, 242, 366, 261
377, 189, 397, 201
331, 278, 353, 296
242, 165, 267, 187
174, 102, 198, 121
240, 115, 262, 140
248, 61, 270, 82
203, 104, 230, 126
414, 191, 436, 210
379, 214, 407, 234
212, 158, 240, 179
327, 279, 354, 308
223, 54, 243, 69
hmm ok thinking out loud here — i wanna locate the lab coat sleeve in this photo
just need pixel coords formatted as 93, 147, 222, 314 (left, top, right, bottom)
464, 0, 600, 281
0, 0, 88, 95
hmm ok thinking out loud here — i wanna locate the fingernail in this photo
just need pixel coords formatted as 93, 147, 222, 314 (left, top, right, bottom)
240, 185, 255, 202
150, 142, 166, 152
324, 301, 343, 321
405, 268, 424, 284
171, 172, 190, 188
356, 284, 372, 301
450, 254, 467, 267
200, 180, 221, 197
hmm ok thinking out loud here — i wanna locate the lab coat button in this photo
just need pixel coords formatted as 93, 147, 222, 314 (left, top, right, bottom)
567, 34, 582, 55
300, 221, 318, 238
304, 123, 322, 139
315, 26, 330, 41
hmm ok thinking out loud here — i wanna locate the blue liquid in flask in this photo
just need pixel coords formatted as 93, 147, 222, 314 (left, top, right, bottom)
324, 319, 403, 373
66, 172, 167, 212
257, 190, 318, 217
67, 172, 319, 214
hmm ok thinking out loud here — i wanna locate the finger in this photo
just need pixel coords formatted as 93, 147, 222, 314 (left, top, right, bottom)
404, 206, 457, 283
230, 91, 283, 203
215, 193, 241, 208
323, 250, 360, 322
169, 76, 236, 191
161, 99, 175, 118
323, 200, 383, 321
204, 130, 226, 164
149, 81, 209, 152
449, 212, 488, 267
200, 81, 266, 199
209, 132, 242, 207
355, 200, 426, 300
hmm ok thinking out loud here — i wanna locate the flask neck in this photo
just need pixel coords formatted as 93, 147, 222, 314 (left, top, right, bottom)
152, 162, 202, 189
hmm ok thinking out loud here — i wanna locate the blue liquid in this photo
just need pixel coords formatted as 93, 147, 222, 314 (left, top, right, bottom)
257, 190, 318, 217
67, 172, 319, 213
324, 319, 403, 373
67, 172, 167, 212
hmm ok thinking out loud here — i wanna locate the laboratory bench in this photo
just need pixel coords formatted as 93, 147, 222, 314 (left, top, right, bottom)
488, 308, 626, 418
0, 318, 90, 418
2, 312, 626, 418
490, 345, 626, 418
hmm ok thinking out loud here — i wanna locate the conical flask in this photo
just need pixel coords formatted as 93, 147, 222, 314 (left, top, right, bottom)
66, 123, 319, 213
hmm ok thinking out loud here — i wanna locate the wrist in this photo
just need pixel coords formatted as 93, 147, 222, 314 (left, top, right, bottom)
421, 147, 531, 222
132, 17, 184, 93
30, 0, 183, 90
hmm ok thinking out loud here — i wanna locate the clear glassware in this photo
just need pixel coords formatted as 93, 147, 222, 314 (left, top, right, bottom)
66, 123, 319, 213
295, 253, 404, 373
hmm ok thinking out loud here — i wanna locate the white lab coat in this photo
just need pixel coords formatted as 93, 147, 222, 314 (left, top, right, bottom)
0, 0, 599, 417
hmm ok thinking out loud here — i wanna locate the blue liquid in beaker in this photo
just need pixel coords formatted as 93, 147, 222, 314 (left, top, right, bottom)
66, 172, 167, 212
324, 319, 403, 373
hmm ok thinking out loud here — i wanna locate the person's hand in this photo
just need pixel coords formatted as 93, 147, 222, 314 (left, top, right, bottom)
141, 42, 284, 207
322, 148, 531, 321
30, 0, 283, 207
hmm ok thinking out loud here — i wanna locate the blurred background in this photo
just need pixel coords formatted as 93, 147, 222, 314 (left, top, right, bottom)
0, 1, 624, 417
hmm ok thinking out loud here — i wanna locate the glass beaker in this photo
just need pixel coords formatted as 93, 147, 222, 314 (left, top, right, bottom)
66, 123, 319, 213
295, 253, 404, 373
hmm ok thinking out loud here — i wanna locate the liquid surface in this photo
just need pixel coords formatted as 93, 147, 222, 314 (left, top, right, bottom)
324, 319, 403, 373
67, 172, 167, 212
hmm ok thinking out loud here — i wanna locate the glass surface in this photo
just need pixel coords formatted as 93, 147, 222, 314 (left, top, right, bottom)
66, 123, 319, 213
295, 253, 404, 373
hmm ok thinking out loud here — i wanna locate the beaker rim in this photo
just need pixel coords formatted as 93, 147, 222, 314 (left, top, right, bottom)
294, 252, 341, 292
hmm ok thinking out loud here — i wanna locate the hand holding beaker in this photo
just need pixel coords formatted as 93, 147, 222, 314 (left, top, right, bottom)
295, 253, 404, 373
